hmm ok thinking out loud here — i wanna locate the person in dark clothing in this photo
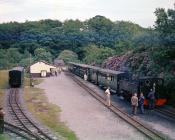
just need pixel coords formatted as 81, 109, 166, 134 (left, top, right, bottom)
0, 107, 5, 134
139, 93, 145, 114
55, 71, 57, 76
147, 89, 155, 110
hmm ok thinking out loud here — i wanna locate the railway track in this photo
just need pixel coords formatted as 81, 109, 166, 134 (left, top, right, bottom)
4, 121, 39, 139
67, 72, 168, 140
7, 88, 57, 140
155, 108, 175, 120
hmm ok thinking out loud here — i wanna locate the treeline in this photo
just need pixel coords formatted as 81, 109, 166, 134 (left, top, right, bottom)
0, 5, 174, 71
0, 15, 148, 68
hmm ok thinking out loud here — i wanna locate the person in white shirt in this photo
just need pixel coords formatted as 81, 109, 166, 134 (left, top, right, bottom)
84, 73, 88, 81
105, 87, 111, 107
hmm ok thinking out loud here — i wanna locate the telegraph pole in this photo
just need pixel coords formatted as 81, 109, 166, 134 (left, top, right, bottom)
29, 53, 33, 86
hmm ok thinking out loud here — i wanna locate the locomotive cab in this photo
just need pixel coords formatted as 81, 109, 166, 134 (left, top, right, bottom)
139, 77, 166, 106
119, 77, 167, 106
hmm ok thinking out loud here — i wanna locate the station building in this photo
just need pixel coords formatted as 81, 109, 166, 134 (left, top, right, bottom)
29, 60, 57, 77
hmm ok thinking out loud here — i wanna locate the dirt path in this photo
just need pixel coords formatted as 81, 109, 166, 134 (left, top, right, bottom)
37, 73, 147, 140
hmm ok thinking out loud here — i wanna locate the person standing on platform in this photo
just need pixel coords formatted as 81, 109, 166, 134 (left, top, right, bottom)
84, 73, 88, 81
55, 71, 57, 76
131, 93, 138, 115
139, 93, 145, 114
105, 87, 111, 107
0, 107, 5, 134
58, 67, 62, 74
147, 89, 155, 110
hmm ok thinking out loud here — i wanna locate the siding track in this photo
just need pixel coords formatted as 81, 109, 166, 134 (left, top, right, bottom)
6, 88, 58, 140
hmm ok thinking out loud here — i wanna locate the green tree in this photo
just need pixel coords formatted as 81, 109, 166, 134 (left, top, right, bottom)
88, 15, 113, 33
34, 48, 52, 63
63, 19, 83, 33
58, 50, 79, 63
19, 58, 34, 68
83, 45, 115, 65
154, 7, 175, 46
6, 48, 22, 64
114, 40, 133, 55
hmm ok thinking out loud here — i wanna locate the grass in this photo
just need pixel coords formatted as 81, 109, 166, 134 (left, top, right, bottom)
0, 70, 8, 138
24, 78, 78, 140
0, 70, 8, 107
0, 134, 10, 140
0, 70, 8, 89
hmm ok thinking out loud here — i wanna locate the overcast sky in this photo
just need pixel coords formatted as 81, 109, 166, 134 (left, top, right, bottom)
0, 0, 174, 27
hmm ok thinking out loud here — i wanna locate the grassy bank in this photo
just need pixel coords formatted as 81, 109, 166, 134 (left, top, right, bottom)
0, 70, 8, 107
24, 78, 78, 140
0, 70, 9, 139
0, 134, 10, 140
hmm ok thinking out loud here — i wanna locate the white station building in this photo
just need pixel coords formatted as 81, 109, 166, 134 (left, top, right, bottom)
30, 60, 57, 77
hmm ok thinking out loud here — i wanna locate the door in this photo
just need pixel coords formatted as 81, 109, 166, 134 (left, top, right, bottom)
41, 70, 47, 77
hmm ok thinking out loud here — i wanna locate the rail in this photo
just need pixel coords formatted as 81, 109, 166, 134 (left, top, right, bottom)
155, 108, 175, 120
67, 72, 167, 140
7, 88, 55, 140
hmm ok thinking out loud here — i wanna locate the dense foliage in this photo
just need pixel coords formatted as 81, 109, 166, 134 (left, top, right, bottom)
0, 17, 146, 68
83, 45, 115, 65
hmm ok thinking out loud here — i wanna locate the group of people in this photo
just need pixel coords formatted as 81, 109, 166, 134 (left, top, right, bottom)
104, 87, 156, 115
131, 89, 155, 115
52, 67, 62, 76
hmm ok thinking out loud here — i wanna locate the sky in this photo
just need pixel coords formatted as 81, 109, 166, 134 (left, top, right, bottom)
0, 0, 174, 27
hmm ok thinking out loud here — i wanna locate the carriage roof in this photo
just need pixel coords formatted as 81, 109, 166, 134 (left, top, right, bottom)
9, 67, 24, 72
68, 62, 124, 75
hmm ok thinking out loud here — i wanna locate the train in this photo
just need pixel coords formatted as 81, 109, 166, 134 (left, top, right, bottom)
9, 67, 24, 88
68, 62, 167, 106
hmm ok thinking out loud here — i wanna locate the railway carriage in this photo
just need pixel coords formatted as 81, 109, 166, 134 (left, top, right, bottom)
68, 62, 127, 94
68, 62, 167, 106
9, 67, 24, 88
97, 69, 127, 93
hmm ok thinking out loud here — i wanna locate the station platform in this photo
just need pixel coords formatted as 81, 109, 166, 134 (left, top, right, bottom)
37, 72, 147, 140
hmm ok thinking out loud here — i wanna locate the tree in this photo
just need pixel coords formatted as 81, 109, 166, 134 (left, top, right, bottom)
88, 15, 113, 33
19, 58, 34, 68
6, 48, 22, 64
57, 50, 79, 63
11, 41, 41, 54
153, 6, 175, 61
34, 48, 52, 63
154, 7, 175, 46
83, 45, 115, 65
63, 19, 83, 33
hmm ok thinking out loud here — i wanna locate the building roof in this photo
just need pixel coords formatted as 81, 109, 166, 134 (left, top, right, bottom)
30, 60, 56, 68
